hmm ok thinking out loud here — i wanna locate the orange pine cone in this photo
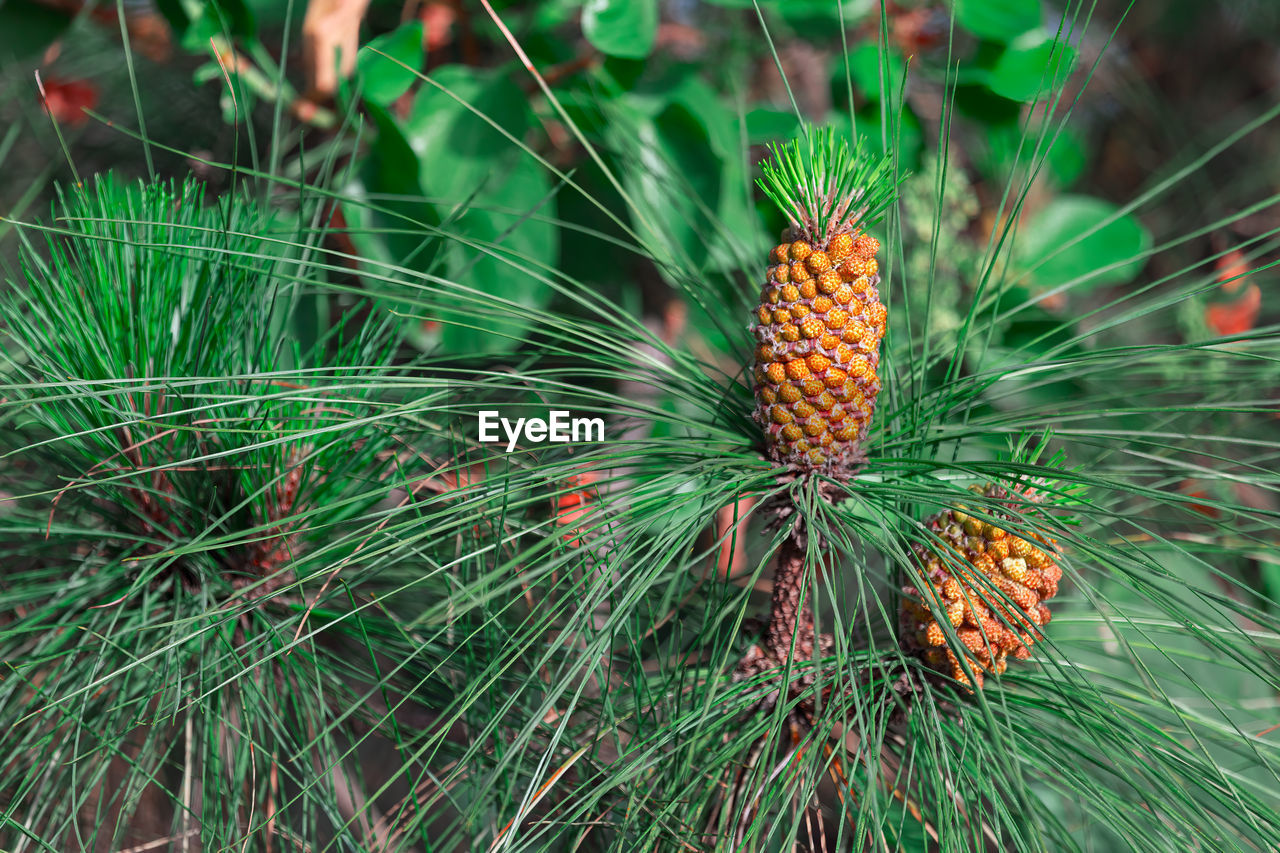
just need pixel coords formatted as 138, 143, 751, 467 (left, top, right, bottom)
752, 230, 887, 471
750, 129, 899, 476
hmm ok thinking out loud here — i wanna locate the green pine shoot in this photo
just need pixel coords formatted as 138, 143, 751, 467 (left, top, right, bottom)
756, 127, 903, 244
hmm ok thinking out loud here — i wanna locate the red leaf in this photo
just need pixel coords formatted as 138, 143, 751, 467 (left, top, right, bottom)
714, 495, 756, 579
1215, 248, 1250, 293
421, 2, 456, 51
1206, 282, 1261, 336
38, 77, 98, 127
1178, 479, 1220, 519
554, 470, 600, 547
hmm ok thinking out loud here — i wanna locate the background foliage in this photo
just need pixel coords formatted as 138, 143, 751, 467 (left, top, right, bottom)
1, 0, 1279, 850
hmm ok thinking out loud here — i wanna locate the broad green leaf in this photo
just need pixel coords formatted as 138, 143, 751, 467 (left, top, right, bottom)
1045, 128, 1087, 187
954, 81, 1024, 125
619, 97, 721, 269
974, 121, 1087, 186
705, 0, 869, 7
158, 0, 257, 48
346, 102, 441, 281
437, 156, 559, 354
983, 31, 1078, 103
533, 0, 585, 29
953, 0, 1041, 42
743, 108, 801, 145
402, 65, 555, 353
357, 21, 424, 106
152, 0, 193, 37
665, 75, 737, 162
597, 55, 648, 92
1262, 562, 1280, 616
700, 0, 875, 11
1015, 195, 1152, 291
664, 76, 762, 272
836, 42, 908, 104
829, 106, 925, 173
779, 0, 874, 27
407, 65, 531, 202
582, 0, 658, 59
0, 0, 71, 63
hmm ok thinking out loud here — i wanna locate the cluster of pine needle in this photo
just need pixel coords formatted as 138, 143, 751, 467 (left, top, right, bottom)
0, 120, 1278, 852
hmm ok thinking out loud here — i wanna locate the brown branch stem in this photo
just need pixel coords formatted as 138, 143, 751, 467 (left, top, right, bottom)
765, 525, 816, 662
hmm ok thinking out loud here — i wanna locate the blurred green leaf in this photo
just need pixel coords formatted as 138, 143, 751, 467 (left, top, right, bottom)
598, 55, 648, 91
438, 156, 559, 354
983, 31, 1078, 103
702, 0, 873, 9
216, 0, 257, 36
1046, 128, 1087, 187
0, 0, 70, 64
972, 120, 1031, 180
1016, 196, 1152, 291
364, 103, 430, 214
974, 122, 1087, 187
346, 102, 441, 280
953, 0, 1041, 42
157, 0, 257, 46
403, 64, 556, 353
408, 65, 531, 199
665, 75, 763, 271
840, 40, 906, 103
1261, 562, 1280, 616
779, 0, 873, 28
582, 0, 658, 59
830, 106, 924, 173
357, 21, 424, 107
665, 74, 737, 161
954, 82, 1025, 126
532, 0, 585, 29
743, 108, 801, 145
620, 97, 721, 269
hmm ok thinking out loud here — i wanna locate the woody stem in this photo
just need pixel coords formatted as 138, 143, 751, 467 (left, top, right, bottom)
765, 527, 816, 661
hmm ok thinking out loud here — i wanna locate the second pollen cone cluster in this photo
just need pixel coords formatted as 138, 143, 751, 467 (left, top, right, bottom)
900, 483, 1064, 690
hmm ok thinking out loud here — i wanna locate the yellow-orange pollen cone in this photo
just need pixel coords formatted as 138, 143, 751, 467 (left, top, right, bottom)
751, 230, 885, 471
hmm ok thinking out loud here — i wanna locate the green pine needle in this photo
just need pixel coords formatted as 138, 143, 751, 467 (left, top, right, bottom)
756, 127, 903, 245
4, 9, 1280, 850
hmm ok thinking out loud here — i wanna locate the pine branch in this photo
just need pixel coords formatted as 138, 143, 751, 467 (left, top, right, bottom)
764, 529, 813, 660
